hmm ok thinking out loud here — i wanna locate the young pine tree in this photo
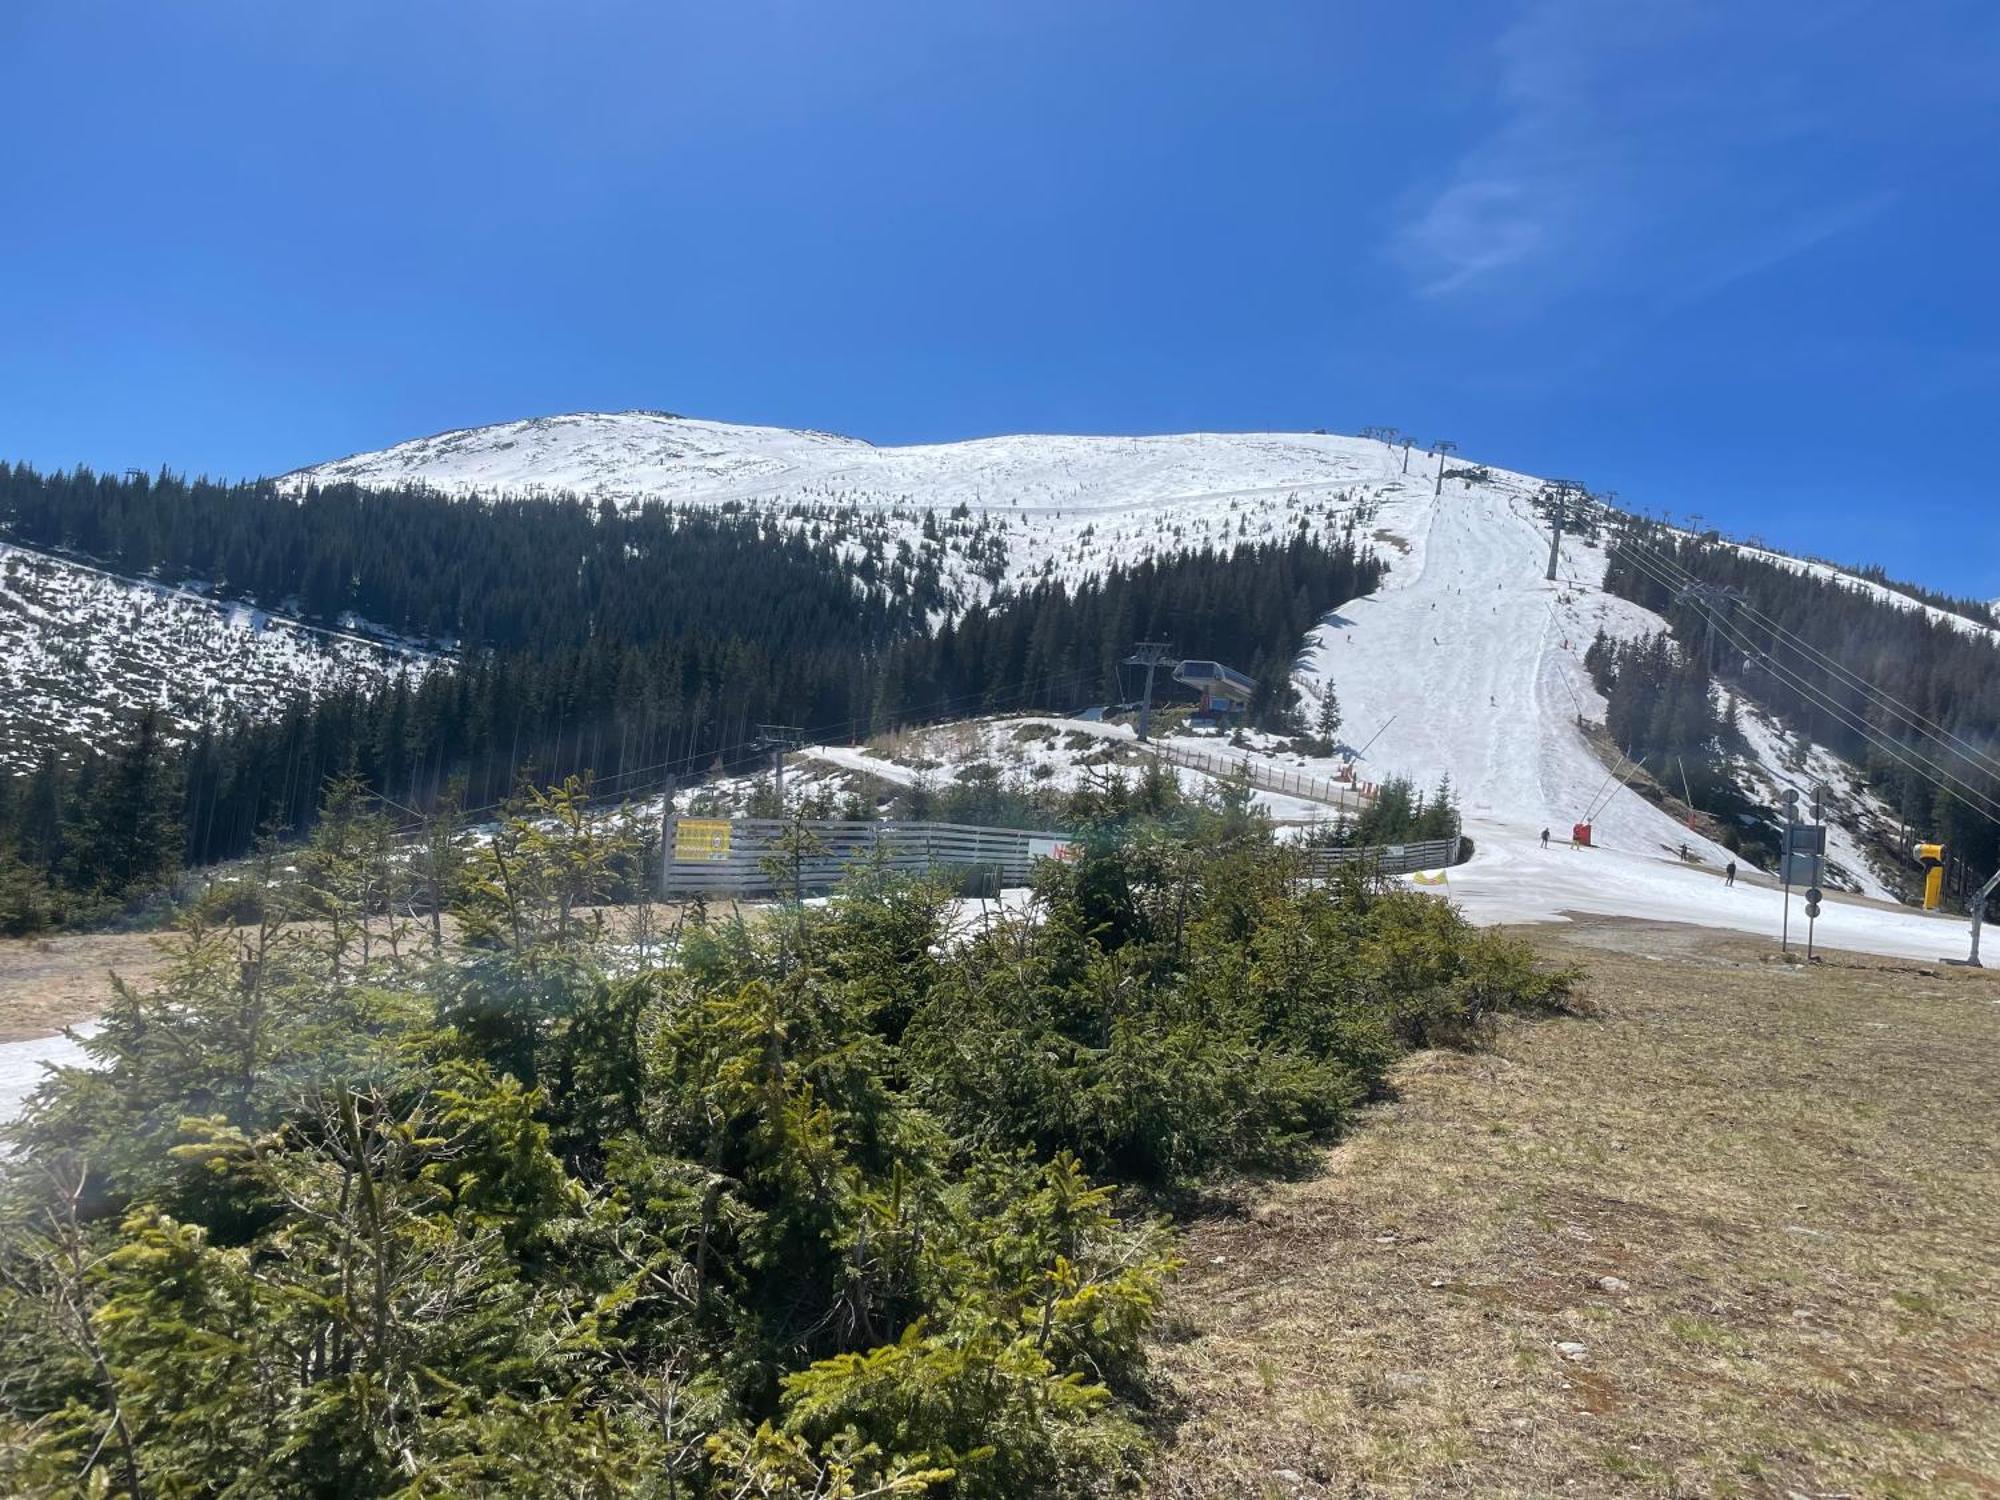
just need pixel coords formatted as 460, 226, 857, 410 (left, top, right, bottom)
1315, 685, 1342, 752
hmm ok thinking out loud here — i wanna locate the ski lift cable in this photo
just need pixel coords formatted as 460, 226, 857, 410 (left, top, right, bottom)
1600, 533, 2000, 814
1704, 609, 2000, 828
1585, 499, 2000, 782
1607, 516, 2000, 782
1609, 544, 2000, 828
1592, 541, 2000, 834
1608, 516, 2000, 772
1601, 536, 2000, 821
1592, 524, 2000, 800
1576, 494, 1984, 768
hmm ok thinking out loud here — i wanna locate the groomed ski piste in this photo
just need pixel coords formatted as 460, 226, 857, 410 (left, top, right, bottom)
288, 411, 1987, 965
1286, 464, 1976, 961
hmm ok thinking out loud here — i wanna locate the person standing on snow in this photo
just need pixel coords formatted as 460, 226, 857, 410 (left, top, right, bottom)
1540, 828, 1550, 849
1725, 860, 1737, 888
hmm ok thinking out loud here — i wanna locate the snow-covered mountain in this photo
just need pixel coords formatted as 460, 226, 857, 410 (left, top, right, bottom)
292, 409, 1998, 636
290, 410, 1958, 902
0, 542, 434, 772
289, 412, 1401, 602
287, 412, 1982, 894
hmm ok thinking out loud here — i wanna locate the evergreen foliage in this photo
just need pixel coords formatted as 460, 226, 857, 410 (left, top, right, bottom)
0, 455, 1382, 927
1601, 522, 2000, 889
0, 783, 1571, 1495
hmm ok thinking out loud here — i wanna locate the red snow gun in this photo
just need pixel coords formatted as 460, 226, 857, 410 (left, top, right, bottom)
1571, 821, 1593, 847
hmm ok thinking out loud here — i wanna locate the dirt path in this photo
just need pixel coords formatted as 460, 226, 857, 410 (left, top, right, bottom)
1146, 917, 2000, 1498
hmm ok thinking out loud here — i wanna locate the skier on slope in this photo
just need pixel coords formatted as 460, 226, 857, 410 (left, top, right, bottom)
1725, 860, 1737, 888
1540, 828, 1550, 849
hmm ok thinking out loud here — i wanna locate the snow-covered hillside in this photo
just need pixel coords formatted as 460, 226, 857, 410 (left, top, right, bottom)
289, 412, 1390, 602
288, 411, 1975, 949
0, 542, 435, 771
1700, 539, 1999, 644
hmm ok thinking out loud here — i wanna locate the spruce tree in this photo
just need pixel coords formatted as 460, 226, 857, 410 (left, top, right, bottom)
1315, 685, 1342, 750
69, 707, 181, 900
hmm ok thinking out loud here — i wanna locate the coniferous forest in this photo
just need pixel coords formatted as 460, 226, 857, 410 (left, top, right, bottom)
0, 461, 1382, 926
1599, 521, 2000, 891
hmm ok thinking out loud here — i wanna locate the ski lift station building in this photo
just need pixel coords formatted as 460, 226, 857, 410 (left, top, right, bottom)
1172, 659, 1257, 716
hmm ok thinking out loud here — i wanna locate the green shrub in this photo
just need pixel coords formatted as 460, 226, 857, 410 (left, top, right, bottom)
0, 791, 1571, 1496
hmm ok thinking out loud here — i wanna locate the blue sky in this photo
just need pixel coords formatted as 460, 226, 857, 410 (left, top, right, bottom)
3, 1, 1997, 596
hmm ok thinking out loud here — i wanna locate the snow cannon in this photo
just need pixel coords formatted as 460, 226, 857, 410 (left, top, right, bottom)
1172, 659, 1256, 726
1917, 841, 1946, 911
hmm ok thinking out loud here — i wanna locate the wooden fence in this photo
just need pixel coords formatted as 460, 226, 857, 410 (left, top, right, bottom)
1146, 741, 1375, 814
660, 817, 1461, 895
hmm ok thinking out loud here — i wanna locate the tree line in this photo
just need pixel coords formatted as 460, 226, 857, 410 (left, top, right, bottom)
0, 461, 970, 649
0, 484, 1382, 928
1601, 522, 2000, 892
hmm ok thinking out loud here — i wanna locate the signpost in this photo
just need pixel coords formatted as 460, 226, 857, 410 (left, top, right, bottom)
1779, 786, 1827, 959
1965, 867, 2000, 968
1780, 790, 1797, 953
1782, 825, 1827, 887
1784, 788, 1832, 964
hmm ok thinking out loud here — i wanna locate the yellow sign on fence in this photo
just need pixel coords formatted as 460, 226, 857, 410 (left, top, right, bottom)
673, 819, 733, 863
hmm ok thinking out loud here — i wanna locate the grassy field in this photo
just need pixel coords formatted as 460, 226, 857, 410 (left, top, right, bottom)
0, 929, 170, 1042
1146, 919, 2000, 1499
0, 900, 742, 1043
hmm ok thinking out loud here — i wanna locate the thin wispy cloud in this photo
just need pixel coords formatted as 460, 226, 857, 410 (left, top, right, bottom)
1668, 191, 1897, 310
1388, 0, 1947, 307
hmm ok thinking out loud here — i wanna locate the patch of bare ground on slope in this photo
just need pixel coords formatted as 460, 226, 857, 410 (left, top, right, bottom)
0, 900, 740, 1043
0, 931, 170, 1042
1145, 916, 2000, 1499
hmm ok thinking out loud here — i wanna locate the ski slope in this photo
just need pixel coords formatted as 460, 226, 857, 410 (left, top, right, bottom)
1291, 476, 1976, 955
1297, 470, 1705, 858
1433, 835, 1974, 964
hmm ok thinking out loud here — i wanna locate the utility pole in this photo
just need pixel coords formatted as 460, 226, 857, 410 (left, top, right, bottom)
1540, 480, 1592, 583
1964, 867, 2000, 967
1124, 642, 1174, 743
1781, 787, 1797, 954
1805, 784, 1824, 961
1430, 439, 1457, 497
756, 724, 805, 808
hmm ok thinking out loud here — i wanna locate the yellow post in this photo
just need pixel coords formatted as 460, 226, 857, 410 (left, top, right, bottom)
1917, 842, 1945, 911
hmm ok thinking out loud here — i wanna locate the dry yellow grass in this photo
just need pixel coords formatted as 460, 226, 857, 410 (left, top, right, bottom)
0, 929, 172, 1042
0, 899, 738, 1043
1145, 918, 2000, 1499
